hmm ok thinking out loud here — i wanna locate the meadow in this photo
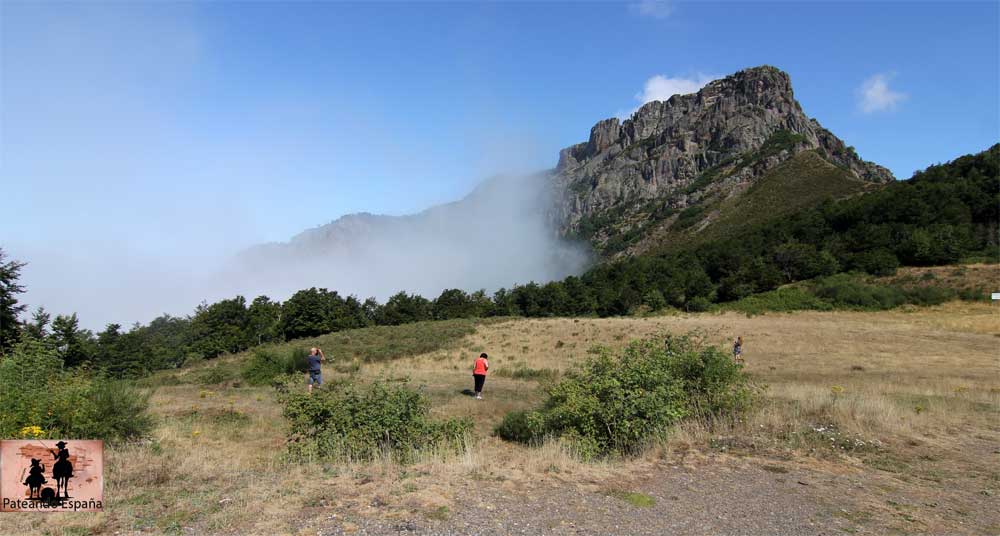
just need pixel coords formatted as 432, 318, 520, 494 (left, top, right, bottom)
4, 301, 998, 535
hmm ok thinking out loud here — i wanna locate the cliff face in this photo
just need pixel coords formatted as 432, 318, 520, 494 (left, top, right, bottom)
550, 66, 893, 256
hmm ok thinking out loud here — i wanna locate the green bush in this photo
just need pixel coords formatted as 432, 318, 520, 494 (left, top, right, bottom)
851, 249, 900, 276
0, 340, 152, 442
686, 296, 711, 312
904, 285, 957, 306
495, 410, 547, 445
242, 348, 309, 385
812, 274, 907, 310
196, 366, 237, 385
958, 286, 989, 301
281, 380, 471, 463
724, 274, 961, 314
673, 206, 706, 231
726, 286, 834, 314
495, 334, 753, 457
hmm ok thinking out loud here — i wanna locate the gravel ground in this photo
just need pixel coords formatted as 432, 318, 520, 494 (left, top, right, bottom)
306, 434, 1000, 536
314, 463, 857, 536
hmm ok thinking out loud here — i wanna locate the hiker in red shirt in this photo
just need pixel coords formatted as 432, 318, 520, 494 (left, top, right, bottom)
472, 352, 489, 400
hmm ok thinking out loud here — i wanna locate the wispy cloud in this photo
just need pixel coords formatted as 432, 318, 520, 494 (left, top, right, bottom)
617, 73, 717, 119
858, 73, 907, 113
630, 0, 674, 19
638, 73, 718, 104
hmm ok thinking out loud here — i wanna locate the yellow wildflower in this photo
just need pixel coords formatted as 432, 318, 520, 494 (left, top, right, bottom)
19, 426, 44, 438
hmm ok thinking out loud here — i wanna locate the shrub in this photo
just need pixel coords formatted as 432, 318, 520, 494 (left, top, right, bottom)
673, 206, 706, 231
812, 274, 907, 310
959, 286, 989, 301
904, 285, 957, 306
686, 296, 711, 312
64, 376, 154, 441
242, 348, 309, 385
0, 340, 152, 442
196, 366, 237, 385
851, 249, 899, 277
281, 380, 471, 463
495, 410, 547, 445
726, 287, 833, 314
495, 334, 753, 457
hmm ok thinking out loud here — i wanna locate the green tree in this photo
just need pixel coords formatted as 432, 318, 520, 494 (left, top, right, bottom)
432, 289, 475, 320
642, 289, 668, 311
190, 296, 250, 358
248, 295, 282, 345
141, 315, 192, 369
469, 289, 493, 317
851, 249, 899, 276
281, 288, 330, 339
362, 297, 384, 325
330, 294, 369, 331
107, 326, 147, 378
51, 313, 93, 368
489, 288, 519, 316
381, 292, 433, 325
772, 242, 839, 282
95, 323, 123, 370
0, 248, 26, 354
23, 307, 51, 341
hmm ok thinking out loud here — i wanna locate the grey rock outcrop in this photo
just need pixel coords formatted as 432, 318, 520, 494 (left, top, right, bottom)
550, 66, 893, 248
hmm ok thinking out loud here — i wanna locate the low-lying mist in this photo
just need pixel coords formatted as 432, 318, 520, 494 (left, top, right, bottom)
16, 173, 590, 330
226, 172, 591, 307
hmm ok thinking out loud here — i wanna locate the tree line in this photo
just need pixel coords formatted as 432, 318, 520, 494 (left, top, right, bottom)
1, 144, 995, 378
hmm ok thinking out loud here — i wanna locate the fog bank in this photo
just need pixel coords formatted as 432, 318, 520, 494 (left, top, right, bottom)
225, 172, 590, 307
14, 173, 589, 330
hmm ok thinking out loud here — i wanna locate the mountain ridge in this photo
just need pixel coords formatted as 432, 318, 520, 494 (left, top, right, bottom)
551, 65, 894, 256
241, 65, 895, 268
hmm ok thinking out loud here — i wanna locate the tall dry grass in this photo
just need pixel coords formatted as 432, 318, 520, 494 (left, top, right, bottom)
5, 302, 996, 535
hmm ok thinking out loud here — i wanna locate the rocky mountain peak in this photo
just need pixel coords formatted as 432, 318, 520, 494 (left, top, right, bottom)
244, 65, 898, 270
551, 65, 894, 257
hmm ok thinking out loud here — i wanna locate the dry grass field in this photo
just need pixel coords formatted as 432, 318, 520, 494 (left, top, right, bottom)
6, 302, 998, 535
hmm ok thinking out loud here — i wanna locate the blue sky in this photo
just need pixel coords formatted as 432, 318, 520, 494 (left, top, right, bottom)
2, 1, 998, 324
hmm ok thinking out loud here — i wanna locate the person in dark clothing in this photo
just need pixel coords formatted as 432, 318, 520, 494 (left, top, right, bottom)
51, 441, 73, 498
24, 458, 46, 499
306, 347, 325, 393
472, 352, 489, 400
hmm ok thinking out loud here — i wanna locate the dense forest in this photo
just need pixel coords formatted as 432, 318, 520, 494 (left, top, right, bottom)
0, 144, 995, 378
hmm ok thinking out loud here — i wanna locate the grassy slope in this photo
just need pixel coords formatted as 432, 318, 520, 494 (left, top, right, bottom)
639, 150, 877, 255
876, 263, 999, 295
163, 317, 492, 385
698, 150, 873, 240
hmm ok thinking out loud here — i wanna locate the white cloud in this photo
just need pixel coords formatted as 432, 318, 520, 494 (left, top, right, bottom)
638, 73, 718, 104
631, 0, 674, 19
617, 73, 718, 119
858, 73, 907, 113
